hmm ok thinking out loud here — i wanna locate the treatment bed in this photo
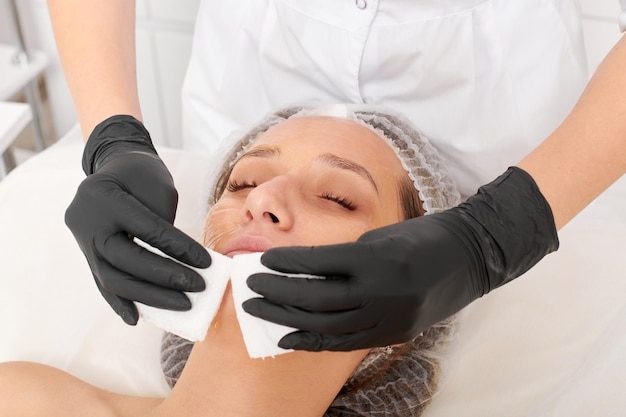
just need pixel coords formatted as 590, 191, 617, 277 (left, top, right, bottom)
1, 126, 625, 416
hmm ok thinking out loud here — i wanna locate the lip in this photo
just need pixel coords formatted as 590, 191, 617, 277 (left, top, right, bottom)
221, 235, 274, 258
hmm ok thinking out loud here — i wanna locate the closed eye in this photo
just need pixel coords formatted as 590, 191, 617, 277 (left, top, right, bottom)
226, 180, 257, 192
321, 192, 357, 211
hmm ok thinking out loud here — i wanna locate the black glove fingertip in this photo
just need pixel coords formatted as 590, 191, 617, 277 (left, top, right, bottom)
279, 332, 322, 351
184, 272, 206, 292
278, 335, 297, 350
117, 304, 139, 326
172, 295, 193, 311
246, 273, 274, 293
259, 248, 289, 270
241, 297, 263, 317
190, 245, 212, 269
147, 291, 193, 311
99, 284, 139, 325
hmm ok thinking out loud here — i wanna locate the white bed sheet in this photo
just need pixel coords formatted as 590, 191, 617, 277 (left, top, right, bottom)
1, 125, 625, 415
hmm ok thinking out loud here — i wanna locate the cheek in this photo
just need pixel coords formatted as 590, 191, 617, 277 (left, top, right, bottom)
297, 211, 374, 246
201, 201, 242, 250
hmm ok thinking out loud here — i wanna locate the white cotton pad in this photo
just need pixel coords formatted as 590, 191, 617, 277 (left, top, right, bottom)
135, 243, 322, 358
136, 248, 232, 342
230, 252, 299, 358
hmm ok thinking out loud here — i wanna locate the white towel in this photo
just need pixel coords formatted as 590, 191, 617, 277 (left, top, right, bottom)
136, 246, 320, 358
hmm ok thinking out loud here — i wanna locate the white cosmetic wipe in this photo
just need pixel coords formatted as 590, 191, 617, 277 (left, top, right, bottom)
136, 247, 232, 342
135, 242, 321, 358
230, 252, 322, 358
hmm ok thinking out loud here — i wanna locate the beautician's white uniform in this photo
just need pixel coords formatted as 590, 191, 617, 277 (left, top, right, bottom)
182, 0, 589, 198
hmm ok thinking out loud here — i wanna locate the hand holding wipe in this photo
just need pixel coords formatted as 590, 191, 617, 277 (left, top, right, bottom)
65, 115, 211, 324
244, 167, 559, 351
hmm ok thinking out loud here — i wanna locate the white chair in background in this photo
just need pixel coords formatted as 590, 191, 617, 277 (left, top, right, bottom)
0, 101, 31, 178
0, 0, 50, 174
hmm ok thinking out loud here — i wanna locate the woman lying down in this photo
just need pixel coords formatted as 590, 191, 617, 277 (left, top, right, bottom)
0, 104, 460, 416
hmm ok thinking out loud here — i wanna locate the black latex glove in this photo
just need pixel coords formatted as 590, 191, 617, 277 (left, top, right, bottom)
65, 115, 211, 325
243, 167, 558, 351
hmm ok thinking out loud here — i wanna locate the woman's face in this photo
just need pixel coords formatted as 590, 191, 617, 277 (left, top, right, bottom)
203, 116, 408, 256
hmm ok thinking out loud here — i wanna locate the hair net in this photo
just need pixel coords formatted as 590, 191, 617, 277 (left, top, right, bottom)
326, 317, 457, 416
161, 103, 461, 416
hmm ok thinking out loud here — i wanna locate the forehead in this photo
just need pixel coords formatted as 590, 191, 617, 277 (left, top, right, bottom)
256, 116, 382, 147
251, 116, 405, 178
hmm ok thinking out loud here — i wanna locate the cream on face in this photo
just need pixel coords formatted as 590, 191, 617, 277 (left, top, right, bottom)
203, 116, 409, 255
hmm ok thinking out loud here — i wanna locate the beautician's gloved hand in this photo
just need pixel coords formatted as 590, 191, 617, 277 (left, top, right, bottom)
243, 167, 558, 351
65, 115, 211, 325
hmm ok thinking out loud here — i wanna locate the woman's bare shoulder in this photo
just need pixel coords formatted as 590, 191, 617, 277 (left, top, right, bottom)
0, 361, 161, 417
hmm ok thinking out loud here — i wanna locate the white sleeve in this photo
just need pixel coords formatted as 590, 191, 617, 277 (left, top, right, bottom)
620, 0, 626, 32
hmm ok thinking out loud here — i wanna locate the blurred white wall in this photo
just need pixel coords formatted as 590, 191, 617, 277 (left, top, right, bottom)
580, 0, 624, 73
0, 0, 623, 146
0, 0, 200, 147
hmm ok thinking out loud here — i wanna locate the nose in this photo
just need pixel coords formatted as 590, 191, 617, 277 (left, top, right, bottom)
241, 176, 294, 230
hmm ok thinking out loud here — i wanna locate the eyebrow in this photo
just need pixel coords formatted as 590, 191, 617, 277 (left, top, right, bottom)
237, 146, 281, 161
317, 153, 378, 194
236, 146, 378, 194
